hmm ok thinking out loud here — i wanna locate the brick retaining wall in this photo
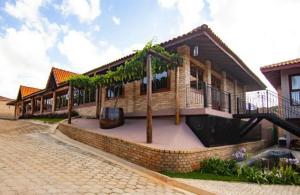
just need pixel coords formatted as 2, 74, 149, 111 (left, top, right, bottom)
58, 123, 268, 173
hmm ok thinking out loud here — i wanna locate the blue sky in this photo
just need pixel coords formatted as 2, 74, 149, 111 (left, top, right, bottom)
1, 0, 300, 98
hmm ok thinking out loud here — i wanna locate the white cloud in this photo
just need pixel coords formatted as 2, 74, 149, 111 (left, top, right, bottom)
2, 0, 62, 98
94, 25, 100, 32
206, 0, 300, 90
0, 26, 59, 98
58, 30, 123, 72
158, 0, 300, 90
60, 0, 101, 23
112, 16, 120, 25
158, 0, 205, 33
4, 0, 49, 30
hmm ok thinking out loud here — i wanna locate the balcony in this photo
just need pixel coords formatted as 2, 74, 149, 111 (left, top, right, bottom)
186, 82, 232, 114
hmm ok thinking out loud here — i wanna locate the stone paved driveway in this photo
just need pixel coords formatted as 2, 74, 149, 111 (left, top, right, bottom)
0, 120, 188, 194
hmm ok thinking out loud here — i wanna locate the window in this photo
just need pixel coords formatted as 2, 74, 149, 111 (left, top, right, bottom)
56, 94, 68, 110
43, 97, 53, 111
34, 99, 40, 112
73, 88, 84, 106
290, 74, 300, 106
106, 85, 123, 99
141, 71, 169, 94
190, 64, 204, 90
84, 87, 96, 103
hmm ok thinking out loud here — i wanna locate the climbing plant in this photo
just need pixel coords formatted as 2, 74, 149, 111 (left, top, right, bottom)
69, 42, 181, 88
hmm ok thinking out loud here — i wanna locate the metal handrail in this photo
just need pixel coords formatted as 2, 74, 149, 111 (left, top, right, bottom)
235, 90, 300, 119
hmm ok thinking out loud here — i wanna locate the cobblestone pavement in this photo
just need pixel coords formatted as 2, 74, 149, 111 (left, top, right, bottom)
0, 120, 188, 194
177, 178, 300, 195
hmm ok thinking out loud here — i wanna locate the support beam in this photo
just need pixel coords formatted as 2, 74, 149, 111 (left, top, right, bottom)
96, 85, 103, 120
221, 71, 227, 112
31, 98, 34, 115
205, 60, 212, 107
146, 54, 152, 144
14, 103, 17, 119
96, 86, 100, 118
52, 91, 56, 113
234, 80, 238, 112
40, 96, 44, 114
175, 66, 180, 125
68, 84, 74, 124
21, 100, 25, 116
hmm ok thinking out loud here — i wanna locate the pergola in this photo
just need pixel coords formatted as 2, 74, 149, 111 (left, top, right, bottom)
67, 49, 180, 144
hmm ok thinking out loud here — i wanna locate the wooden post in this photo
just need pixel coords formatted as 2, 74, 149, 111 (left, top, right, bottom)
146, 54, 152, 144
21, 100, 25, 116
203, 82, 208, 107
98, 85, 102, 119
31, 98, 34, 115
40, 96, 44, 114
175, 66, 180, 125
52, 91, 56, 113
68, 83, 74, 124
14, 103, 17, 119
96, 86, 100, 118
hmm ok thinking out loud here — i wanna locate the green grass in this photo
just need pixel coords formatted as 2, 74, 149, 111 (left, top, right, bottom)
163, 172, 248, 182
33, 117, 65, 124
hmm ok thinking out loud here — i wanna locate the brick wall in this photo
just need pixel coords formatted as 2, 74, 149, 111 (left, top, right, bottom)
99, 45, 247, 116
58, 123, 268, 173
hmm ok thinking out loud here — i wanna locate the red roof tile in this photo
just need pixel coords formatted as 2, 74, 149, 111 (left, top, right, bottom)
261, 58, 300, 72
52, 67, 79, 85
20, 86, 41, 98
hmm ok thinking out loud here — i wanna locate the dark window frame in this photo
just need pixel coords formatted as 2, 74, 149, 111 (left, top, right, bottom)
289, 73, 300, 106
105, 85, 124, 100
190, 63, 204, 90
140, 70, 171, 95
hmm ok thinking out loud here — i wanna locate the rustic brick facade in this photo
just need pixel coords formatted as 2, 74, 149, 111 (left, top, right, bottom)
58, 123, 268, 173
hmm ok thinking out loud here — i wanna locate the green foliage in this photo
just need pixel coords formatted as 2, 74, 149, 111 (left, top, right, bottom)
200, 158, 238, 176
238, 165, 300, 185
238, 166, 269, 184
164, 158, 300, 185
69, 41, 181, 88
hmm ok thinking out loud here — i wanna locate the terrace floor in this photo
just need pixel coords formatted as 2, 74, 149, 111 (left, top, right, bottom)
70, 117, 205, 150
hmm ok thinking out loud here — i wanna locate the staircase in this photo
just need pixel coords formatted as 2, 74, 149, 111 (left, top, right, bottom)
233, 90, 300, 137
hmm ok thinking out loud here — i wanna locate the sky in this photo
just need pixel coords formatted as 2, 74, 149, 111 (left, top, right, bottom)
1, 0, 300, 98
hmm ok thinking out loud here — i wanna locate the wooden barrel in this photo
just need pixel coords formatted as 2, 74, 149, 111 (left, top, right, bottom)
100, 107, 124, 129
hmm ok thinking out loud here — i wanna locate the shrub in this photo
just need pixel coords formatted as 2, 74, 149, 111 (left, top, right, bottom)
267, 166, 300, 185
238, 166, 268, 184
200, 158, 238, 176
238, 165, 300, 185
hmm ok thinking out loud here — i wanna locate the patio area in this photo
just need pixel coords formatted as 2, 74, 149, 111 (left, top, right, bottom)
69, 117, 204, 150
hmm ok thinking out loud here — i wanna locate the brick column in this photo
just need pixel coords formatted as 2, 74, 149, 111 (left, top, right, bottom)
52, 91, 56, 113
221, 71, 228, 112
177, 45, 190, 108
234, 80, 238, 112
205, 60, 212, 107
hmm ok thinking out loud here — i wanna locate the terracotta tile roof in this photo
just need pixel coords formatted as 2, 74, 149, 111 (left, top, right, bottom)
0, 96, 13, 101
84, 24, 265, 89
85, 25, 234, 75
52, 67, 79, 85
20, 86, 41, 98
261, 58, 300, 72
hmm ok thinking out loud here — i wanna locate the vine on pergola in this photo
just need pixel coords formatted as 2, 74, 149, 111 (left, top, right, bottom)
68, 42, 181, 88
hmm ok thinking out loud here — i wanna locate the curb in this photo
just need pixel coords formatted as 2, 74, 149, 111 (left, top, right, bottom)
51, 128, 216, 195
